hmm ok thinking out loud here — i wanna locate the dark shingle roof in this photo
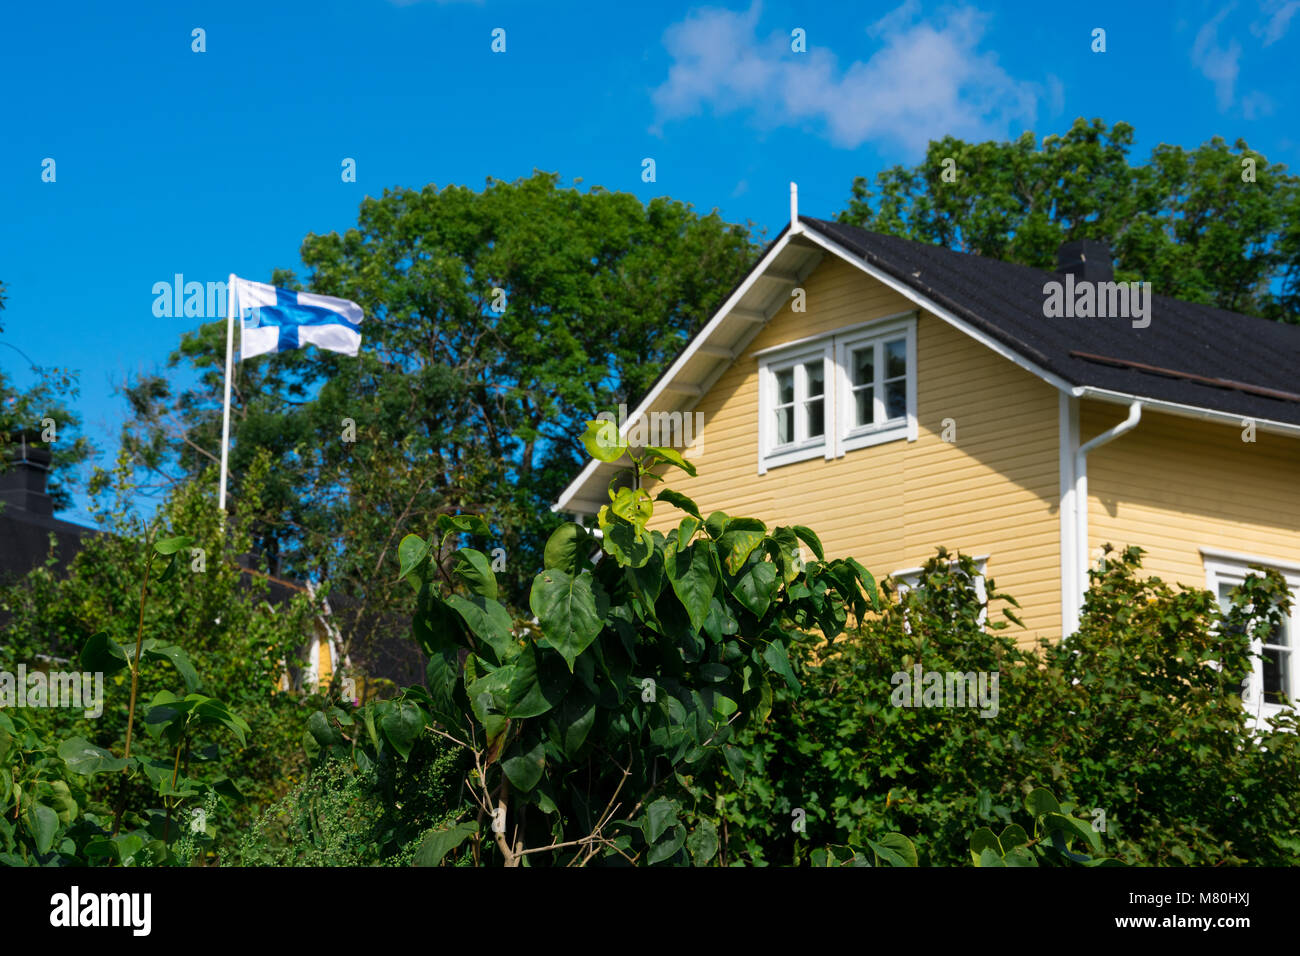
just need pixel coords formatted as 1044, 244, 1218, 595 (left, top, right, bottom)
801, 216, 1300, 427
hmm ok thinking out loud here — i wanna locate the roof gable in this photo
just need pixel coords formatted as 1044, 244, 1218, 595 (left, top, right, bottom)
555, 216, 1300, 513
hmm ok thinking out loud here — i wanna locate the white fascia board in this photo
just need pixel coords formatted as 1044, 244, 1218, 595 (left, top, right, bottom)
1071, 386, 1300, 439
795, 228, 1078, 394
1199, 547, 1300, 580
552, 231, 798, 514
890, 554, 990, 580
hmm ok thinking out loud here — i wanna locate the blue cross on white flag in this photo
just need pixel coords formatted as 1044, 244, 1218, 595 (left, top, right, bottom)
230, 275, 365, 359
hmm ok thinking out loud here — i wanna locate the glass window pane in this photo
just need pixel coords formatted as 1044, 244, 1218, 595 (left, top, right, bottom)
776, 368, 794, 405
806, 397, 824, 439
851, 347, 873, 387
885, 380, 906, 419
1263, 647, 1289, 704
804, 360, 824, 398
776, 406, 793, 445
885, 339, 907, 378
855, 387, 874, 427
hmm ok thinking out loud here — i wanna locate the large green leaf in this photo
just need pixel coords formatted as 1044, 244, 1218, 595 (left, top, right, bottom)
868, 833, 918, 867
656, 489, 701, 519
446, 594, 515, 663
970, 827, 1003, 866
80, 632, 129, 677
761, 640, 800, 692
153, 534, 193, 555
453, 549, 498, 600
704, 511, 731, 540
379, 699, 425, 760
602, 518, 653, 568
581, 418, 626, 462
610, 486, 654, 527
501, 738, 546, 792
26, 803, 58, 854
731, 560, 778, 618
791, 525, 825, 561
505, 642, 571, 719
543, 522, 590, 575
141, 640, 200, 693
645, 797, 680, 844
718, 526, 766, 575
647, 824, 687, 865
57, 737, 127, 776
1025, 788, 1061, 819
414, 820, 478, 866
666, 544, 717, 635
191, 697, 250, 747
557, 691, 598, 759
687, 820, 719, 864
529, 569, 607, 671
397, 534, 431, 586
643, 445, 697, 477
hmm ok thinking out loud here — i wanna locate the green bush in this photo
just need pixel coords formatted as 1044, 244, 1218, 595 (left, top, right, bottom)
239, 731, 468, 866
711, 545, 1300, 865
0, 451, 317, 863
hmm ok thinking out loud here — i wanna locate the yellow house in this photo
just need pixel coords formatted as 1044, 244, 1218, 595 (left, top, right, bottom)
555, 188, 1300, 726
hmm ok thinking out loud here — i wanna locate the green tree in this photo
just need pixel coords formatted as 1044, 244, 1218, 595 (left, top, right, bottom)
839, 118, 1300, 322
0, 279, 94, 512
118, 171, 757, 667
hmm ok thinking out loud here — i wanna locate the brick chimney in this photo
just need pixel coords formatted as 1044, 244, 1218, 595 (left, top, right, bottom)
1056, 239, 1114, 282
0, 431, 54, 517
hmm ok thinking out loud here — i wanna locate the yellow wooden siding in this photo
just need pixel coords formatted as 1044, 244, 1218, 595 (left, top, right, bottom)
1082, 402, 1300, 589
643, 256, 1063, 647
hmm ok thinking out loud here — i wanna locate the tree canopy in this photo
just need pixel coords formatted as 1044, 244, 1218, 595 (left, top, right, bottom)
120, 171, 758, 653
838, 118, 1300, 323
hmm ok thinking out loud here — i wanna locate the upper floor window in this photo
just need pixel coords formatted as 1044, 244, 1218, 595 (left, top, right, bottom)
756, 314, 917, 474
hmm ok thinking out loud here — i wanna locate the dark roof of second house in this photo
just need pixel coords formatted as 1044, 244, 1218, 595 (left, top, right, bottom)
801, 216, 1300, 428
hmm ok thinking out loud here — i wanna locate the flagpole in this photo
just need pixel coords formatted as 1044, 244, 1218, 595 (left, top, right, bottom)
218, 273, 236, 519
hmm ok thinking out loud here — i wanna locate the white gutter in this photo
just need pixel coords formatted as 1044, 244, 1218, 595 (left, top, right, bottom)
1073, 385, 1300, 439
1070, 400, 1142, 629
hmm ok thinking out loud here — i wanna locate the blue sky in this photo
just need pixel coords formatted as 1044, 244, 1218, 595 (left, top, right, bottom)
2, 0, 1296, 525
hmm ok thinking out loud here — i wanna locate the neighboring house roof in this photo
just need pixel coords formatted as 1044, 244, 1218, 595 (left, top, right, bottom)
555, 213, 1300, 514
0, 445, 97, 581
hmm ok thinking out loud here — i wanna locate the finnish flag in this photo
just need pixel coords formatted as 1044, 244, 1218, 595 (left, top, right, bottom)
231, 275, 365, 360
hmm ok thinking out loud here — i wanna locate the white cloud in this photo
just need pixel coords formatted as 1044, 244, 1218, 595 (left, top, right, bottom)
650, 2, 1038, 154
1241, 89, 1275, 118
1253, 0, 1300, 45
1192, 6, 1243, 111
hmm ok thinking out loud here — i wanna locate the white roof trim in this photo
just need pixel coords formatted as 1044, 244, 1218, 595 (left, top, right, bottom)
552, 230, 800, 514
1071, 386, 1300, 438
1199, 547, 1300, 578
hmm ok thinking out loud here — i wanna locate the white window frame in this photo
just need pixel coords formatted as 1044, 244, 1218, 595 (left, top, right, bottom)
757, 341, 834, 471
755, 313, 917, 474
835, 317, 918, 456
1202, 549, 1300, 729
893, 555, 989, 626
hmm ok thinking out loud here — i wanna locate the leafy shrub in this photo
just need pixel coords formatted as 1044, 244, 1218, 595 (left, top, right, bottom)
710, 545, 1300, 865
239, 731, 467, 866
0, 533, 250, 865
303, 429, 912, 865
0, 452, 315, 863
